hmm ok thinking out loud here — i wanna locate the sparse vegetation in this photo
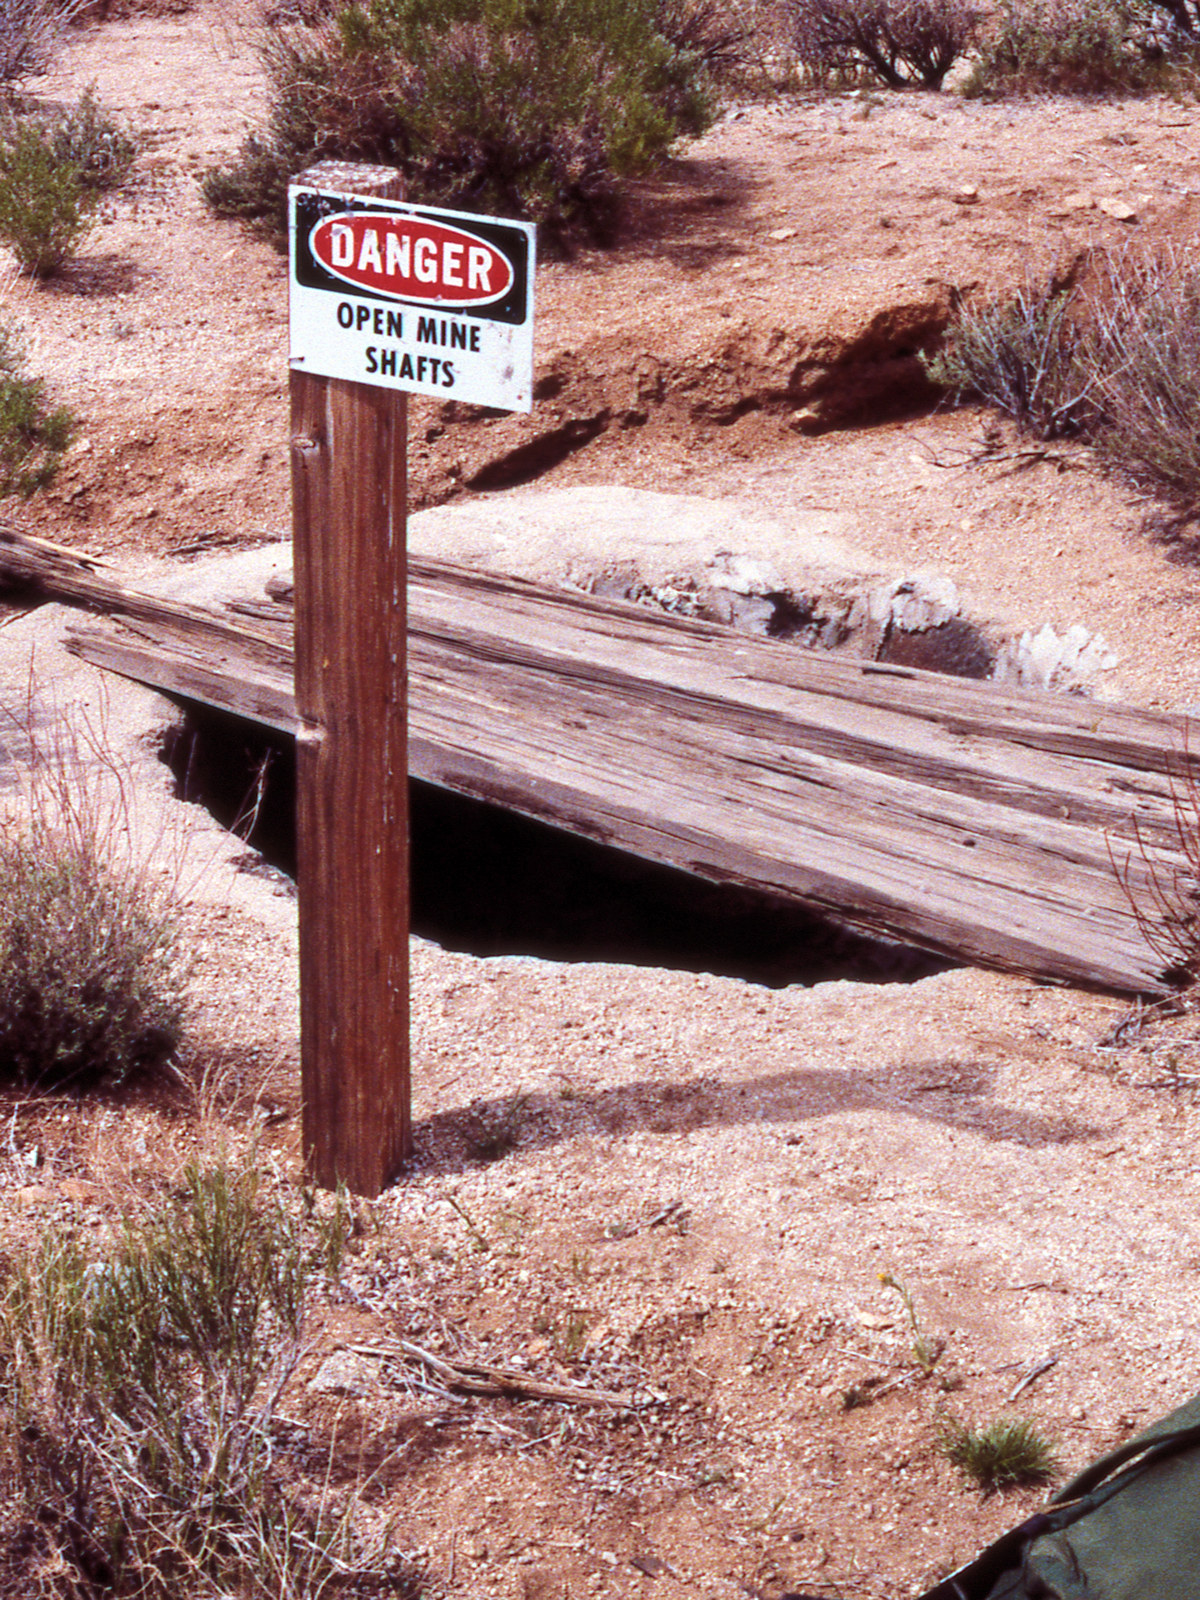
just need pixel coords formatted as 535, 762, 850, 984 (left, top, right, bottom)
923, 275, 1094, 439
203, 0, 718, 250
964, 0, 1198, 97
0, 708, 185, 1090
39, 83, 139, 189
0, 1161, 401, 1600
938, 1414, 1060, 1492
787, 0, 983, 89
0, 323, 74, 495
0, 0, 83, 88
929, 245, 1200, 522
879, 1270, 942, 1374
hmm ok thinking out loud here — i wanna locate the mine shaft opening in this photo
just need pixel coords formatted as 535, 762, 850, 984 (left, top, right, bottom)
163, 703, 950, 989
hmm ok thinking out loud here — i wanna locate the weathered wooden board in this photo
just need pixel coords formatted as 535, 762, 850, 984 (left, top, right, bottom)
3, 523, 1195, 994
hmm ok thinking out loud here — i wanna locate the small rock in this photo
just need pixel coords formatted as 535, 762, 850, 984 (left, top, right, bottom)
1062, 192, 1096, 212
13, 1185, 58, 1209
59, 1178, 102, 1204
768, 226, 797, 242
308, 1348, 380, 1396
1098, 197, 1138, 222
952, 186, 980, 205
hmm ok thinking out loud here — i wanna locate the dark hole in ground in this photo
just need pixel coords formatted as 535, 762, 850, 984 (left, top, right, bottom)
162, 703, 949, 989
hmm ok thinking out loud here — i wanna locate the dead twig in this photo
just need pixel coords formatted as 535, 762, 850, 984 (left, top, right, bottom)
1006, 1355, 1058, 1404
349, 1340, 638, 1409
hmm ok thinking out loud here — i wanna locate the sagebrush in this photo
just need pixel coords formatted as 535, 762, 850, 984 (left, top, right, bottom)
0, 708, 186, 1089
928, 245, 1200, 520
204, 0, 718, 249
0, 119, 95, 275
0, 1162, 404, 1600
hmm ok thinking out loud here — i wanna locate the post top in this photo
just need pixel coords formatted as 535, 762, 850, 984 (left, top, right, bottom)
293, 161, 406, 201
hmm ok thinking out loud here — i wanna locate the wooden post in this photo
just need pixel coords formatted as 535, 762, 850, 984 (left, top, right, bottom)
291, 162, 410, 1196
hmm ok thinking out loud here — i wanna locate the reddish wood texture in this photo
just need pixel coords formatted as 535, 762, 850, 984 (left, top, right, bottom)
290, 368, 410, 1195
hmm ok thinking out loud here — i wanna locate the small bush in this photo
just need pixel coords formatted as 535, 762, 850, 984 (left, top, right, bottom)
0, 120, 96, 276
0, 0, 82, 87
204, 0, 718, 250
1081, 246, 1200, 506
0, 710, 186, 1090
0, 324, 74, 495
923, 277, 1095, 439
964, 0, 1177, 96
788, 0, 983, 89
0, 1163, 388, 1600
939, 1415, 1059, 1492
40, 84, 139, 190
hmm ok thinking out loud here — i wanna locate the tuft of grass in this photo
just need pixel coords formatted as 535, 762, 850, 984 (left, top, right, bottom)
0, 1161, 402, 1600
938, 1414, 1059, 1492
0, 322, 74, 496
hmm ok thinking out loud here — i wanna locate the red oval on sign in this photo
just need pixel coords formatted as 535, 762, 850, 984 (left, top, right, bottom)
309, 212, 514, 307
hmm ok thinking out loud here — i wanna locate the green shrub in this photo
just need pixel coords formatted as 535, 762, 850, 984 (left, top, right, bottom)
923, 277, 1094, 439
939, 1414, 1059, 1492
204, 0, 717, 250
41, 84, 139, 190
0, 1163, 388, 1600
0, 325, 74, 496
788, 0, 983, 89
964, 0, 1173, 96
0, 119, 96, 276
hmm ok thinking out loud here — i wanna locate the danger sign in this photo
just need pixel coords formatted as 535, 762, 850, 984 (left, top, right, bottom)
290, 185, 535, 412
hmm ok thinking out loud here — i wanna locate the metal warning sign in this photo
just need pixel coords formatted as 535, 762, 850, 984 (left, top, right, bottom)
289, 185, 536, 412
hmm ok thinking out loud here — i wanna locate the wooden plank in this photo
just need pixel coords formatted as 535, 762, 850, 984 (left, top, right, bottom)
29, 530, 1197, 996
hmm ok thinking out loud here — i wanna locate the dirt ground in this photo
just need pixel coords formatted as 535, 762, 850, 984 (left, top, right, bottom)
5, 6, 1200, 1598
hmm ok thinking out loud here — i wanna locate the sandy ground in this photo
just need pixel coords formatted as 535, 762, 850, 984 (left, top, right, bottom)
3, 7, 1200, 1599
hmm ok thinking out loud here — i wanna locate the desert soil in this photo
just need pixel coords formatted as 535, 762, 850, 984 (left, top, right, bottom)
4, 6, 1200, 1599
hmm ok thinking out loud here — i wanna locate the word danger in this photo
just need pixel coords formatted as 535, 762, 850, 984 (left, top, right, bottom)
311, 213, 513, 307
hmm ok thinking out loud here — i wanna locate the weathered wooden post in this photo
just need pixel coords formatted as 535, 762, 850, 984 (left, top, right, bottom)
288, 162, 534, 1194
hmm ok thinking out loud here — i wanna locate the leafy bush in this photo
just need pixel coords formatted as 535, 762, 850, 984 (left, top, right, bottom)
0, 1163, 391, 1600
204, 0, 718, 249
0, 0, 82, 87
923, 277, 1095, 439
0, 119, 96, 276
964, 0, 1177, 96
788, 0, 983, 88
0, 324, 74, 496
939, 1415, 1059, 1492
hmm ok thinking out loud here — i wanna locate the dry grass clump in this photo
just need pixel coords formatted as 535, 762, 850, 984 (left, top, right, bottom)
928, 245, 1200, 524
0, 1160, 409, 1599
0, 0, 84, 88
0, 708, 187, 1091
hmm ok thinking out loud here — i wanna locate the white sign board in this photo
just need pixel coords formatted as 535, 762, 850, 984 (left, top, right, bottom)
289, 186, 535, 413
